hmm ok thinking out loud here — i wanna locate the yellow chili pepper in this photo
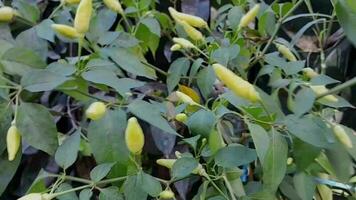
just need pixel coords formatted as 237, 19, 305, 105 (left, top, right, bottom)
52, 24, 80, 39
238, 4, 260, 29
176, 19, 204, 41
0, 6, 16, 22
159, 190, 175, 199
178, 85, 200, 104
168, 7, 207, 28
172, 37, 196, 49
310, 85, 338, 102
156, 158, 176, 169
61, 0, 81, 4
103, 0, 124, 14
170, 44, 181, 51
74, 0, 92, 34
175, 91, 198, 106
85, 102, 107, 120
175, 113, 187, 123
333, 124, 353, 148
125, 117, 145, 155
6, 125, 21, 161
18, 193, 53, 200
275, 43, 297, 61
302, 67, 318, 79
212, 63, 261, 102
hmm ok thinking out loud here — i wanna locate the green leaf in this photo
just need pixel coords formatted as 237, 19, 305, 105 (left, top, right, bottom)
293, 139, 321, 171
167, 58, 190, 92
82, 69, 144, 96
88, 109, 129, 176
35, 19, 55, 42
79, 189, 93, 200
102, 48, 156, 79
16, 0, 40, 23
262, 131, 288, 192
90, 163, 115, 182
197, 66, 216, 99
310, 74, 340, 85
138, 172, 162, 197
227, 6, 243, 30
247, 122, 269, 162
187, 109, 216, 137
172, 157, 199, 179
55, 130, 81, 169
56, 183, 79, 200
17, 103, 58, 155
0, 149, 22, 196
128, 100, 179, 136
335, 0, 356, 46
1, 47, 46, 76
21, 69, 70, 92
211, 45, 240, 66
289, 87, 315, 116
215, 144, 257, 168
99, 187, 123, 200
135, 23, 160, 55
293, 172, 316, 200
88, 9, 117, 41
141, 17, 161, 36
58, 77, 90, 101
326, 143, 353, 182
47, 62, 76, 76
124, 175, 148, 200
0, 103, 12, 154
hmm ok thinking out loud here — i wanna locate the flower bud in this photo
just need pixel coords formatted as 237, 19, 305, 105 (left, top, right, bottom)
74, 0, 92, 34
175, 113, 187, 123
159, 190, 175, 199
85, 102, 107, 120
212, 63, 261, 102
168, 7, 207, 28
239, 4, 260, 29
275, 43, 297, 61
125, 117, 145, 155
52, 24, 80, 39
333, 124, 353, 148
0, 6, 16, 22
7, 125, 21, 161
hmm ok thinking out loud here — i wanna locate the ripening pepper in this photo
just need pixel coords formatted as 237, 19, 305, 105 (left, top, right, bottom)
212, 63, 261, 102
74, 0, 92, 34
159, 190, 175, 199
168, 7, 207, 28
173, 37, 196, 49
6, 125, 21, 161
176, 19, 204, 41
125, 117, 145, 155
61, 0, 81, 4
333, 124, 353, 148
178, 85, 201, 104
175, 113, 187, 123
170, 44, 181, 51
103, 0, 124, 14
302, 67, 318, 79
51, 24, 80, 39
18, 193, 53, 200
310, 85, 338, 102
238, 4, 260, 29
275, 43, 297, 61
175, 91, 198, 106
85, 102, 107, 120
0, 6, 16, 22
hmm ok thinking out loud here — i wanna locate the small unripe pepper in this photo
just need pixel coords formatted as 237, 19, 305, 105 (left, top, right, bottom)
6, 125, 21, 161
74, 0, 92, 34
125, 117, 145, 155
52, 24, 80, 39
172, 37, 196, 49
61, 0, 81, 4
168, 7, 207, 28
333, 124, 353, 148
302, 67, 319, 79
170, 44, 181, 51
103, 0, 124, 14
85, 102, 107, 120
310, 85, 338, 102
175, 91, 198, 106
275, 43, 297, 61
156, 159, 176, 169
212, 63, 261, 102
175, 113, 187, 123
238, 4, 260, 29
0, 6, 16, 22
287, 157, 293, 165
159, 190, 175, 199
176, 19, 204, 41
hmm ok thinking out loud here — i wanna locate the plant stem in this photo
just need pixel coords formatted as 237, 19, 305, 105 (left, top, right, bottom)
52, 184, 92, 197
317, 77, 356, 99
48, 174, 93, 185
141, 61, 168, 76
222, 174, 237, 200
96, 176, 127, 185
204, 175, 229, 200
49, 3, 64, 19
